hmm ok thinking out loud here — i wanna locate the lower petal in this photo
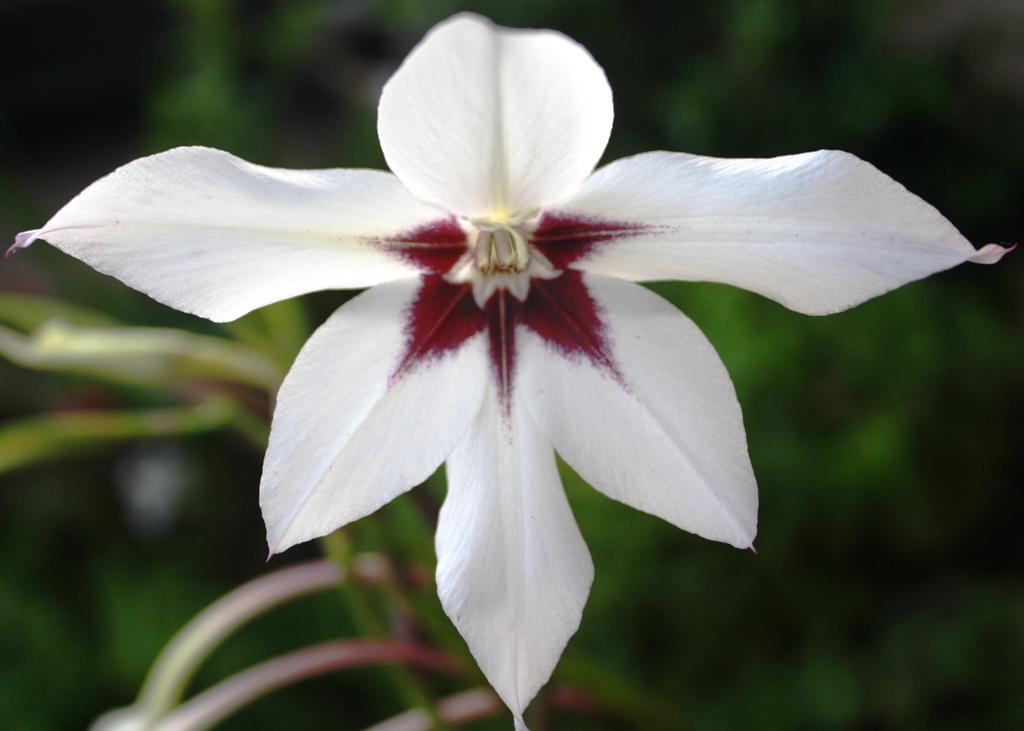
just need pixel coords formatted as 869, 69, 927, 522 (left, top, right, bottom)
520, 274, 757, 549
437, 380, 593, 726
261, 278, 488, 554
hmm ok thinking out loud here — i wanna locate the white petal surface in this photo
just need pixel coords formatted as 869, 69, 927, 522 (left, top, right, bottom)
261, 278, 488, 554
25, 147, 444, 322
521, 274, 757, 548
378, 13, 613, 219
559, 150, 1011, 315
438, 381, 593, 726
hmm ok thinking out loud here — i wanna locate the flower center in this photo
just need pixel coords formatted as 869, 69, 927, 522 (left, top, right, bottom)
445, 210, 559, 307
472, 223, 531, 274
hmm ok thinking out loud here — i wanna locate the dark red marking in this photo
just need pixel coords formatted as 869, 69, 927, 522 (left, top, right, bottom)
394, 270, 621, 410
531, 214, 652, 269
373, 217, 468, 274
520, 271, 618, 377
487, 290, 515, 413
392, 275, 485, 380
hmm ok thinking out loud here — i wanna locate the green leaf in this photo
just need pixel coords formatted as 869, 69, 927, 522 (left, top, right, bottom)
0, 397, 268, 475
0, 320, 284, 391
0, 293, 121, 331
221, 298, 310, 369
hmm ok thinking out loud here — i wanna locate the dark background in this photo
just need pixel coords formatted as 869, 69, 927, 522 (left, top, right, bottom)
0, 0, 1022, 729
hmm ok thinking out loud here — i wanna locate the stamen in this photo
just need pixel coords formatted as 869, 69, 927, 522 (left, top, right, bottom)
472, 225, 531, 274
490, 228, 516, 270
447, 211, 556, 306
474, 231, 493, 272
509, 228, 530, 272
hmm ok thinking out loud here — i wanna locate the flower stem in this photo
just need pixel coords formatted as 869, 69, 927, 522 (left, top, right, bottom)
361, 688, 501, 731
320, 531, 456, 731
362, 709, 432, 731
147, 640, 463, 731
133, 559, 343, 725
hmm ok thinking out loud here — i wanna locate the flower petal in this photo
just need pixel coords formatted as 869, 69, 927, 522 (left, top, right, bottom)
261, 278, 488, 554
22, 146, 446, 322
437, 380, 593, 726
558, 150, 1012, 315
378, 13, 613, 219
520, 274, 757, 549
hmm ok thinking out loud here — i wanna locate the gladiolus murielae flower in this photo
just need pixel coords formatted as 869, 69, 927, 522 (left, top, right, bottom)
11, 13, 1010, 729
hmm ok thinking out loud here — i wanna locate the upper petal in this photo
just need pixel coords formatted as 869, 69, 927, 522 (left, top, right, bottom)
378, 13, 613, 219
261, 277, 488, 554
556, 150, 1011, 315
520, 274, 757, 549
438, 379, 593, 727
19, 146, 447, 322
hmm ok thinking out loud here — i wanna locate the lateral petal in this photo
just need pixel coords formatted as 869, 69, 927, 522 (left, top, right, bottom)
378, 13, 613, 219
520, 274, 757, 549
18, 146, 447, 322
559, 150, 1011, 315
261, 278, 488, 554
438, 381, 593, 727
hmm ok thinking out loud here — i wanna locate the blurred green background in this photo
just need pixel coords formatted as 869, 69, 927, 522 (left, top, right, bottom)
0, 0, 1022, 729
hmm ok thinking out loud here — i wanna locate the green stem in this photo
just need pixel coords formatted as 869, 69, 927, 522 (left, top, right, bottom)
145, 641, 463, 731
89, 560, 343, 731
0, 396, 267, 475
359, 687, 502, 731
320, 533, 456, 731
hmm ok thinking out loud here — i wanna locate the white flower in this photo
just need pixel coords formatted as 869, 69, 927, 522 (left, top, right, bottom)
12, 13, 1009, 728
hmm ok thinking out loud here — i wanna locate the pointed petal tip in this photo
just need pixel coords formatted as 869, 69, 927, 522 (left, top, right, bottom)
730, 529, 758, 551
969, 242, 1015, 264
265, 522, 299, 558
513, 716, 530, 731
716, 523, 757, 550
265, 532, 294, 559
7, 229, 41, 257
265, 535, 282, 561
